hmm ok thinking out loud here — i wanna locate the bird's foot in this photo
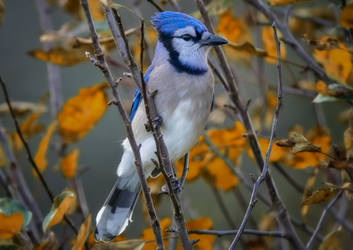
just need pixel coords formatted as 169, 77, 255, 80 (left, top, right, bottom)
145, 115, 163, 132
161, 178, 182, 194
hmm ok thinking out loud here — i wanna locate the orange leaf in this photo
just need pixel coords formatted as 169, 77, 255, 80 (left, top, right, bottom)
58, 83, 108, 144
314, 42, 352, 84
248, 138, 287, 163
0, 213, 24, 239
34, 121, 57, 174
315, 80, 328, 95
28, 46, 92, 66
88, 0, 104, 20
59, 149, 80, 178
0, 145, 7, 167
142, 217, 171, 250
185, 217, 215, 250
43, 190, 76, 232
205, 158, 239, 191
319, 229, 342, 250
262, 26, 286, 63
340, 4, 353, 28
72, 215, 92, 250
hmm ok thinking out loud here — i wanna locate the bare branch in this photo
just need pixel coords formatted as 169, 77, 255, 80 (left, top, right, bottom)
306, 191, 344, 249
80, 1, 164, 248
189, 229, 288, 238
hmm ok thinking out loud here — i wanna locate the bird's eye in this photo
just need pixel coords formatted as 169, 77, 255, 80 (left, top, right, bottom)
181, 34, 193, 41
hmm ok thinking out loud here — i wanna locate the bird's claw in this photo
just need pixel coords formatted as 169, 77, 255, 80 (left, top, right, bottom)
161, 179, 182, 194
145, 115, 163, 132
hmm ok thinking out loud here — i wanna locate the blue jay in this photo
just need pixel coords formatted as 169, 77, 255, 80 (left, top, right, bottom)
95, 11, 227, 241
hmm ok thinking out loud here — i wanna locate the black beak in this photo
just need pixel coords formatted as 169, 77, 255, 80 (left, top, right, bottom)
200, 34, 228, 46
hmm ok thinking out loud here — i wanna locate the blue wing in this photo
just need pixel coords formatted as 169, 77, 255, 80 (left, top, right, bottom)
129, 65, 154, 121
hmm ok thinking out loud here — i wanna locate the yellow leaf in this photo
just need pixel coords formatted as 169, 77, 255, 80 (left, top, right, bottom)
248, 138, 287, 163
301, 188, 335, 206
20, 112, 45, 138
315, 80, 328, 95
34, 121, 57, 174
0, 213, 24, 239
58, 83, 108, 144
28, 46, 93, 66
72, 215, 92, 250
142, 218, 170, 250
340, 4, 353, 28
301, 169, 318, 218
314, 42, 352, 84
59, 149, 80, 178
0, 198, 32, 240
88, 0, 104, 20
268, 0, 307, 5
216, 10, 253, 62
319, 229, 342, 250
227, 42, 267, 58
43, 190, 76, 232
204, 158, 239, 191
262, 26, 286, 63
185, 217, 215, 250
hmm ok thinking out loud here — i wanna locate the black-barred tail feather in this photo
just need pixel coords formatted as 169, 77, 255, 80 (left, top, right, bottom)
95, 177, 140, 241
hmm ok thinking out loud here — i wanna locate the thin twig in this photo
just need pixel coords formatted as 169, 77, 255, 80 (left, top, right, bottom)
189, 229, 288, 238
211, 186, 236, 228
80, 1, 164, 248
306, 191, 343, 249
0, 76, 78, 235
34, 0, 62, 117
196, 1, 304, 248
229, 23, 284, 249
146, 0, 164, 12
179, 153, 189, 188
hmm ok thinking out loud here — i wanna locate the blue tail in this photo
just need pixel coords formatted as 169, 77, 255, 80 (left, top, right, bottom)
95, 178, 140, 241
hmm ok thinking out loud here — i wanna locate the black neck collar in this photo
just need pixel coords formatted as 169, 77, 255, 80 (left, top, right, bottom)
159, 35, 207, 75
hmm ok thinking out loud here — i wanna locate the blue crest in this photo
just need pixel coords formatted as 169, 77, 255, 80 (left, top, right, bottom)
151, 11, 207, 36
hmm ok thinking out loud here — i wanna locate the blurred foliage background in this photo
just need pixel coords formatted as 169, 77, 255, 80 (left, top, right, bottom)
0, 0, 353, 249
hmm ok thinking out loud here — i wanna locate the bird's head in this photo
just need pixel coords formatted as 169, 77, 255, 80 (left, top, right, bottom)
151, 11, 227, 75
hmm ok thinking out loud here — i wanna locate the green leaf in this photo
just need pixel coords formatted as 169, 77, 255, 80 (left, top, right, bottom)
0, 198, 32, 229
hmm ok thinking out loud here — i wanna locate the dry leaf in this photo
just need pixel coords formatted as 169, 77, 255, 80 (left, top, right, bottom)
34, 121, 57, 174
315, 80, 328, 95
58, 83, 108, 144
0, 145, 7, 167
301, 188, 335, 206
319, 229, 342, 250
248, 138, 287, 163
59, 149, 80, 178
227, 42, 267, 57
88, 0, 104, 20
185, 217, 215, 250
72, 215, 92, 250
268, 0, 308, 5
301, 168, 318, 219
28, 46, 93, 66
304, 35, 339, 51
43, 190, 76, 232
314, 42, 352, 84
0, 198, 32, 240
262, 26, 286, 63
340, 4, 353, 28
0, 101, 47, 117
0, 0, 3, 26
344, 119, 353, 160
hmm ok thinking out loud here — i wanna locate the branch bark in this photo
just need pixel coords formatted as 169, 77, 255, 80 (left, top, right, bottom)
80, 1, 164, 249
196, 1, 304, 249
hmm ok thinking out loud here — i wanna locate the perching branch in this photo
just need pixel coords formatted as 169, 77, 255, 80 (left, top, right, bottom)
196, 1, 304, 249
80, 1, 164, 249
0, 76, 78, 235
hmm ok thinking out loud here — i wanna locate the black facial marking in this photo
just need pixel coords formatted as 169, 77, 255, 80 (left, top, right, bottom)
159, 33, 207, 75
